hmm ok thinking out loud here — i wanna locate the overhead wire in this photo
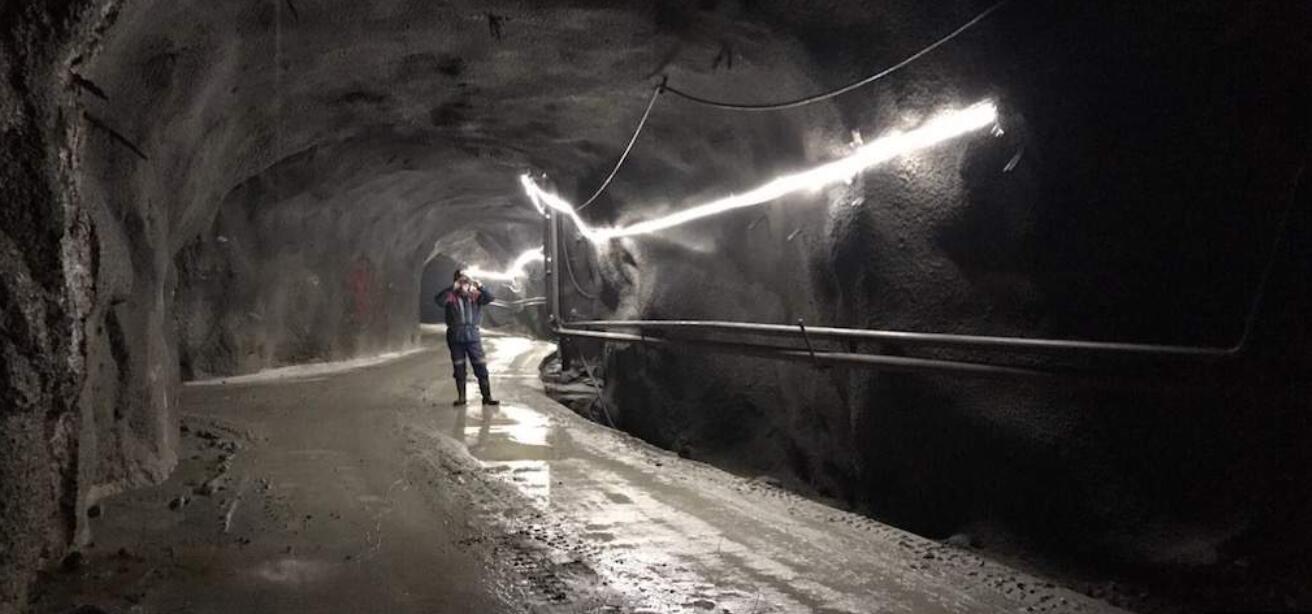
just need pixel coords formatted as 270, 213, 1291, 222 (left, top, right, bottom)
553, 83, 663, 300
1230, 161, 1306, 350
482, 2, 1010, 294
576, 81, 665, 211
523, 101, 998, 243
561, 236, 600, 300
568, 1, 1008, 218
661, 0, 1010, 111
576, 350, 615, 428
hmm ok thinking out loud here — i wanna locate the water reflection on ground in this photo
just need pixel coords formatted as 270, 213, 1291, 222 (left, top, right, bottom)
453, 402, 563, 509
445, 336, 574, 508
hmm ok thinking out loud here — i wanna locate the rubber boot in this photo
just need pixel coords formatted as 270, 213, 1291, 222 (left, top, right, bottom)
478, 378, 499, 406
453, 379, 467, 406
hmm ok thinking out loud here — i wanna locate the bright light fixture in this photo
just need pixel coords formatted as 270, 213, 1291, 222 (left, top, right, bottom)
465, 248, 544, 282
526, 100, 997, 243
478, 100, 998, 280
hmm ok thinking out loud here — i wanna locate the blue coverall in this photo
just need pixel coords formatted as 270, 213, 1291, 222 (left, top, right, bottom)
436, 284, 494, 400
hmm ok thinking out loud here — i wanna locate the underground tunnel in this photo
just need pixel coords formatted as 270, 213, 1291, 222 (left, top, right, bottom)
2, 1, 1311, 612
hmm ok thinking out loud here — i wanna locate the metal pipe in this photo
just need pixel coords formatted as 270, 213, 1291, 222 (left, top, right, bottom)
544, 212, 561, 327
550, 213, 562, 326
490, 297, 546, 311
554, 327, 1113, 383
565, 319, 1238, 361
555, 184, 1310, 364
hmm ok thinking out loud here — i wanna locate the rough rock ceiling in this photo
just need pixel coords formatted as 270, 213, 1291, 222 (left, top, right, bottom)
80, 0, 886, 266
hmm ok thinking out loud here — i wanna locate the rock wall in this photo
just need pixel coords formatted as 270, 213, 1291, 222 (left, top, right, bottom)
1, 2, 118, 609
171, 161, 432, 378
591, 0, 1312, 567
5, 3, 817, 605
3, 0, 1309, 609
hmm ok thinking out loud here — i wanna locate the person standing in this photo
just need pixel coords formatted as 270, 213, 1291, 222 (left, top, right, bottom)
436, 270, 499, 406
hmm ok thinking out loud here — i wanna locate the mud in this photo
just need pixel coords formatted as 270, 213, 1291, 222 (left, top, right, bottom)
33, 331, 1121, 613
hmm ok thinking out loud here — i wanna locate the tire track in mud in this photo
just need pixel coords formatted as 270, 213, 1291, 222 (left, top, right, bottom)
394, 334, 1126, 614
401, 420, 632, 613
552, 399, 1112, 614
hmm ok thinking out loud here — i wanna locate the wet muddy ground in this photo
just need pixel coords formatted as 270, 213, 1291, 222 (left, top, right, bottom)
32, 331, 1122, 613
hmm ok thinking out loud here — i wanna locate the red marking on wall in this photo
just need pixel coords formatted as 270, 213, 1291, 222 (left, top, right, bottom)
347, 258, 375, 325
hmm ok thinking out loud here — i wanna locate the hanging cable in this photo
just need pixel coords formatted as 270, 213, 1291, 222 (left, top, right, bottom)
561, 236, 601, 300
1230, 162, 1305, 350
523, 101, 997, 242
577, 81, 665, 211
662, 0, 1010, 112
577, 350, 615, 428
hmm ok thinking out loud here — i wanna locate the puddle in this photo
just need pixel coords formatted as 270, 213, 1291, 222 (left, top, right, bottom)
405, 333, 1125, 614
454, 403, 569, 509
249, 558, 336, 585
444, 337, 573, 508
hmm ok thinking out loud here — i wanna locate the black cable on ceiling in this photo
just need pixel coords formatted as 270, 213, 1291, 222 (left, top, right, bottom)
662, 0, 1010, 112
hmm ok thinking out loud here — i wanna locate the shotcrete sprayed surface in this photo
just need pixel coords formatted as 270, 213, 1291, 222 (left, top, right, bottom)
34, 332, 1121, 613
5, 1, 1309, 609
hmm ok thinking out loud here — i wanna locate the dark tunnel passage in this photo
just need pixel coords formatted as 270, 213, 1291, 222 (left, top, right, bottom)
3, 1, 1311, 612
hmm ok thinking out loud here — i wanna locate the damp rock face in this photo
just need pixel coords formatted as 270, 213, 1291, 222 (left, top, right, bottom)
2, 0, 1311, 610
2, 2, 117, 608
0, 1, 829, 606
595, 0, 1312, 567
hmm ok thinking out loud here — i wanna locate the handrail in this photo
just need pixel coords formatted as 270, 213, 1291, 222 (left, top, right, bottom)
548, 153, 1304, 368
552, 327, 1213, 388
491, 297, 546, 311
557, 327, 1063, 378
564, 319, 1238, 361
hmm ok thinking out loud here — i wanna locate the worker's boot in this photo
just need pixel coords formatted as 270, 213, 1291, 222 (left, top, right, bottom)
453, 379, 467, 406
478, 378, 499, 406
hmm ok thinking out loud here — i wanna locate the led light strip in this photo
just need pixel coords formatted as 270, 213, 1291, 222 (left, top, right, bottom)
477, 100, 998, 280
465, 249, 544, 282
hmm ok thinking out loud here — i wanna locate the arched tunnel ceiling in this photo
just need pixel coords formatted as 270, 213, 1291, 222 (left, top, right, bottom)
80, 0, 899, 264
6, 1, 1312, 607
73, 0, 1311, 376
82, 0, 1010, 384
